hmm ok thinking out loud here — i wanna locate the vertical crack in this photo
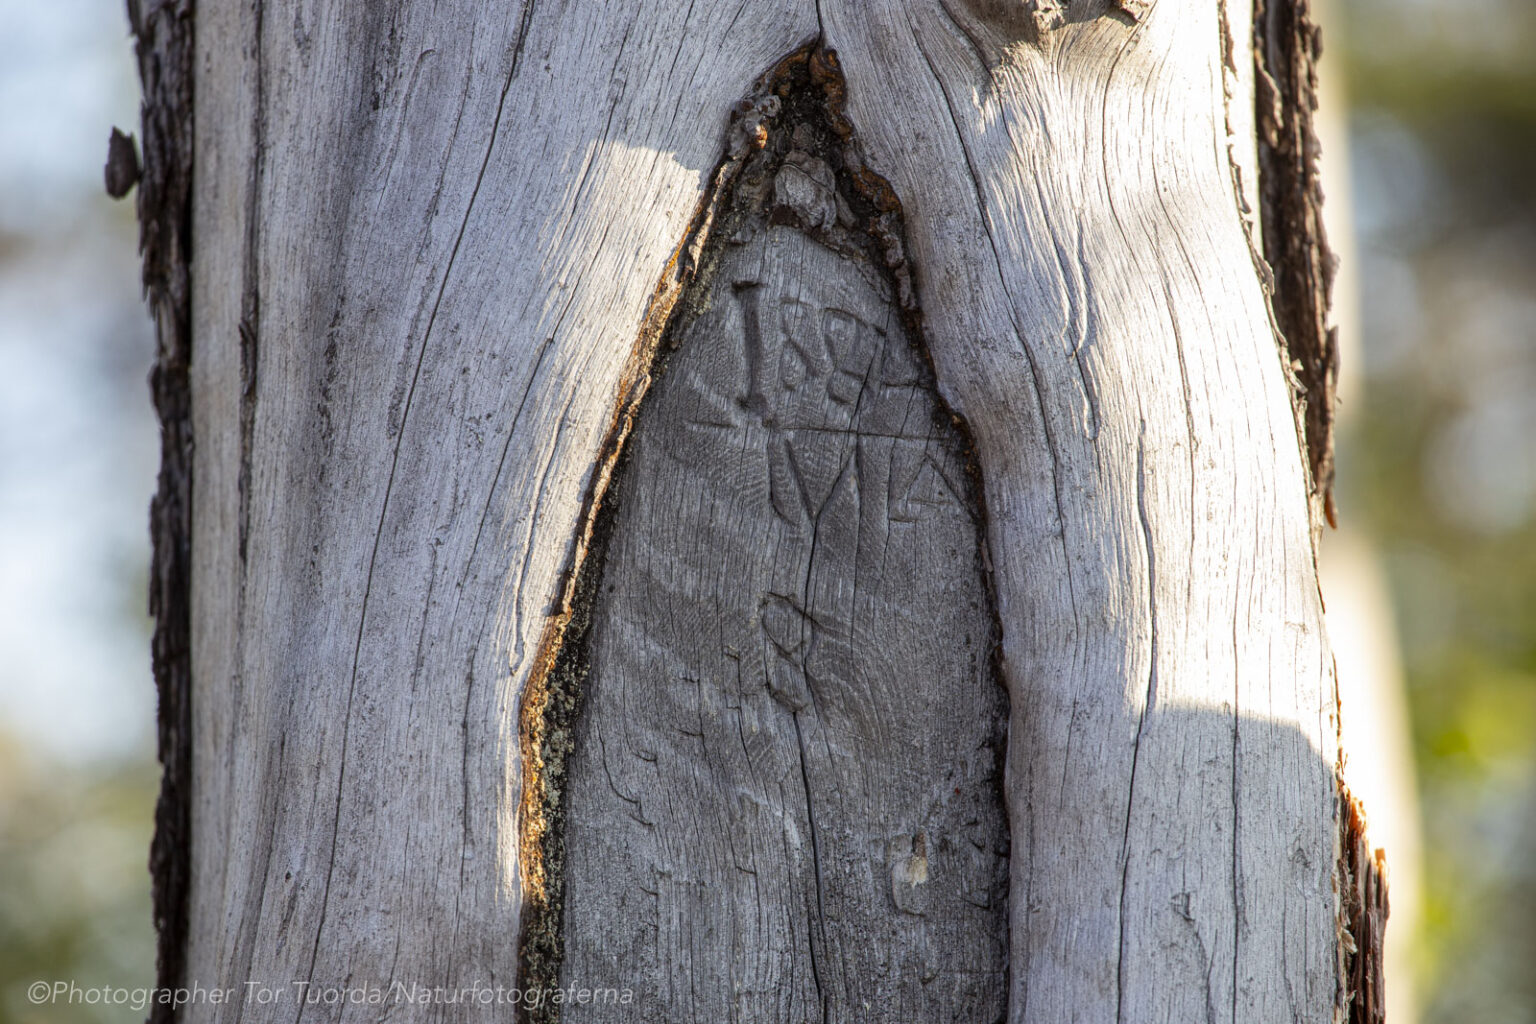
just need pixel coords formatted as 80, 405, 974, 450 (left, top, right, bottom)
790, 710, 831, 1024
1117, 427, 1159, 1024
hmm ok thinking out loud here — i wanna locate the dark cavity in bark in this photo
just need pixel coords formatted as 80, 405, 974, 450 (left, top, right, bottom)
516, 45, 1011, 1024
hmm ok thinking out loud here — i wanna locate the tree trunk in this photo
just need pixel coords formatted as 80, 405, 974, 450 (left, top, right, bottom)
132, 0, 1382, 1021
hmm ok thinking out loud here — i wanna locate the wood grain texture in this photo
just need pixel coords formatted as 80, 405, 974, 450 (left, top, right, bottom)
819, 2, 1341, 1021
189, 3, 818, 1019
558, 179, 1008, 1022
186, 1, 1342, 1021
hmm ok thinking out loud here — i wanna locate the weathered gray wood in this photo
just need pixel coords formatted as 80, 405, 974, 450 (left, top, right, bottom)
188, 3, 818, 1018
560, 212, 1008, 1019
184, 1, 1343, 1022
183, 0, 247, 1000
819, 3, 1340, 1021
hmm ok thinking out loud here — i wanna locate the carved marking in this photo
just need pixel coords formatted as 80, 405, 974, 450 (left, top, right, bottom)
768, 435, 812, 525
821, 308, 879, 406
733, 281, 769, 416
761, 594, 816, 712
891, 449, 969, 524
558, 65, 1007, 1020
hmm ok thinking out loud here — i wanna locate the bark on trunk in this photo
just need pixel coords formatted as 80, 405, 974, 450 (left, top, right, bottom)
133, 0, 1374, 1021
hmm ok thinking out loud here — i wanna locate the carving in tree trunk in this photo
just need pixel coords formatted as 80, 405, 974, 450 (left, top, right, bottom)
130, 0, 1376, 1021
538, 52, 1009, 1022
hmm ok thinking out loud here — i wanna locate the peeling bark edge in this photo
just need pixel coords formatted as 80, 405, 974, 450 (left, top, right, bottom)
1252, 5, 1381, 1015
129, 1, 195, 1021
513, 41, 1010, 1021
1254, 0, 1340, 532
1337, 783, 1389, 1024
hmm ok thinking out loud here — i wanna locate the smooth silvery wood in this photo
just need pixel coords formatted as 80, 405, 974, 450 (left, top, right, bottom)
187, 2, 1339, 1023
819, 2, 1339, 1021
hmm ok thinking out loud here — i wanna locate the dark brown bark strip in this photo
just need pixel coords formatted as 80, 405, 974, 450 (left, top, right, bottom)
105, 127, 142, 199
1255, 5, 1382, 1015
128, 1, 195, 1019
1254, 0, 1340, 530
1339, 786, 1389, 1024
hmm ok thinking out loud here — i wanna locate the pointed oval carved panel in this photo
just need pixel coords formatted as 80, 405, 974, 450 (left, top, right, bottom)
556, 64, 1009, 1023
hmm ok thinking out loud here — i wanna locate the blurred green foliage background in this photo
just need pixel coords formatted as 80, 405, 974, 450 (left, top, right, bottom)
0, 0, 1531, 1021
1, 4, 159, 1023
1340, 1, 1536, 1019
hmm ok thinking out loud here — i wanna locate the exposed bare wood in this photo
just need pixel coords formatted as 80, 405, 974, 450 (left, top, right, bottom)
552, 53, 1008, 1020
177, 1, 1345, 1022
188, 3, 819, 1017
820, 2, 1340, 1020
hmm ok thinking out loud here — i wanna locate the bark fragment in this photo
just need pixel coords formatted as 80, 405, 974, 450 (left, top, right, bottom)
1339, 786, 1389, 1024
105, 127, 142, 199
1255, 0, 1340, 531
